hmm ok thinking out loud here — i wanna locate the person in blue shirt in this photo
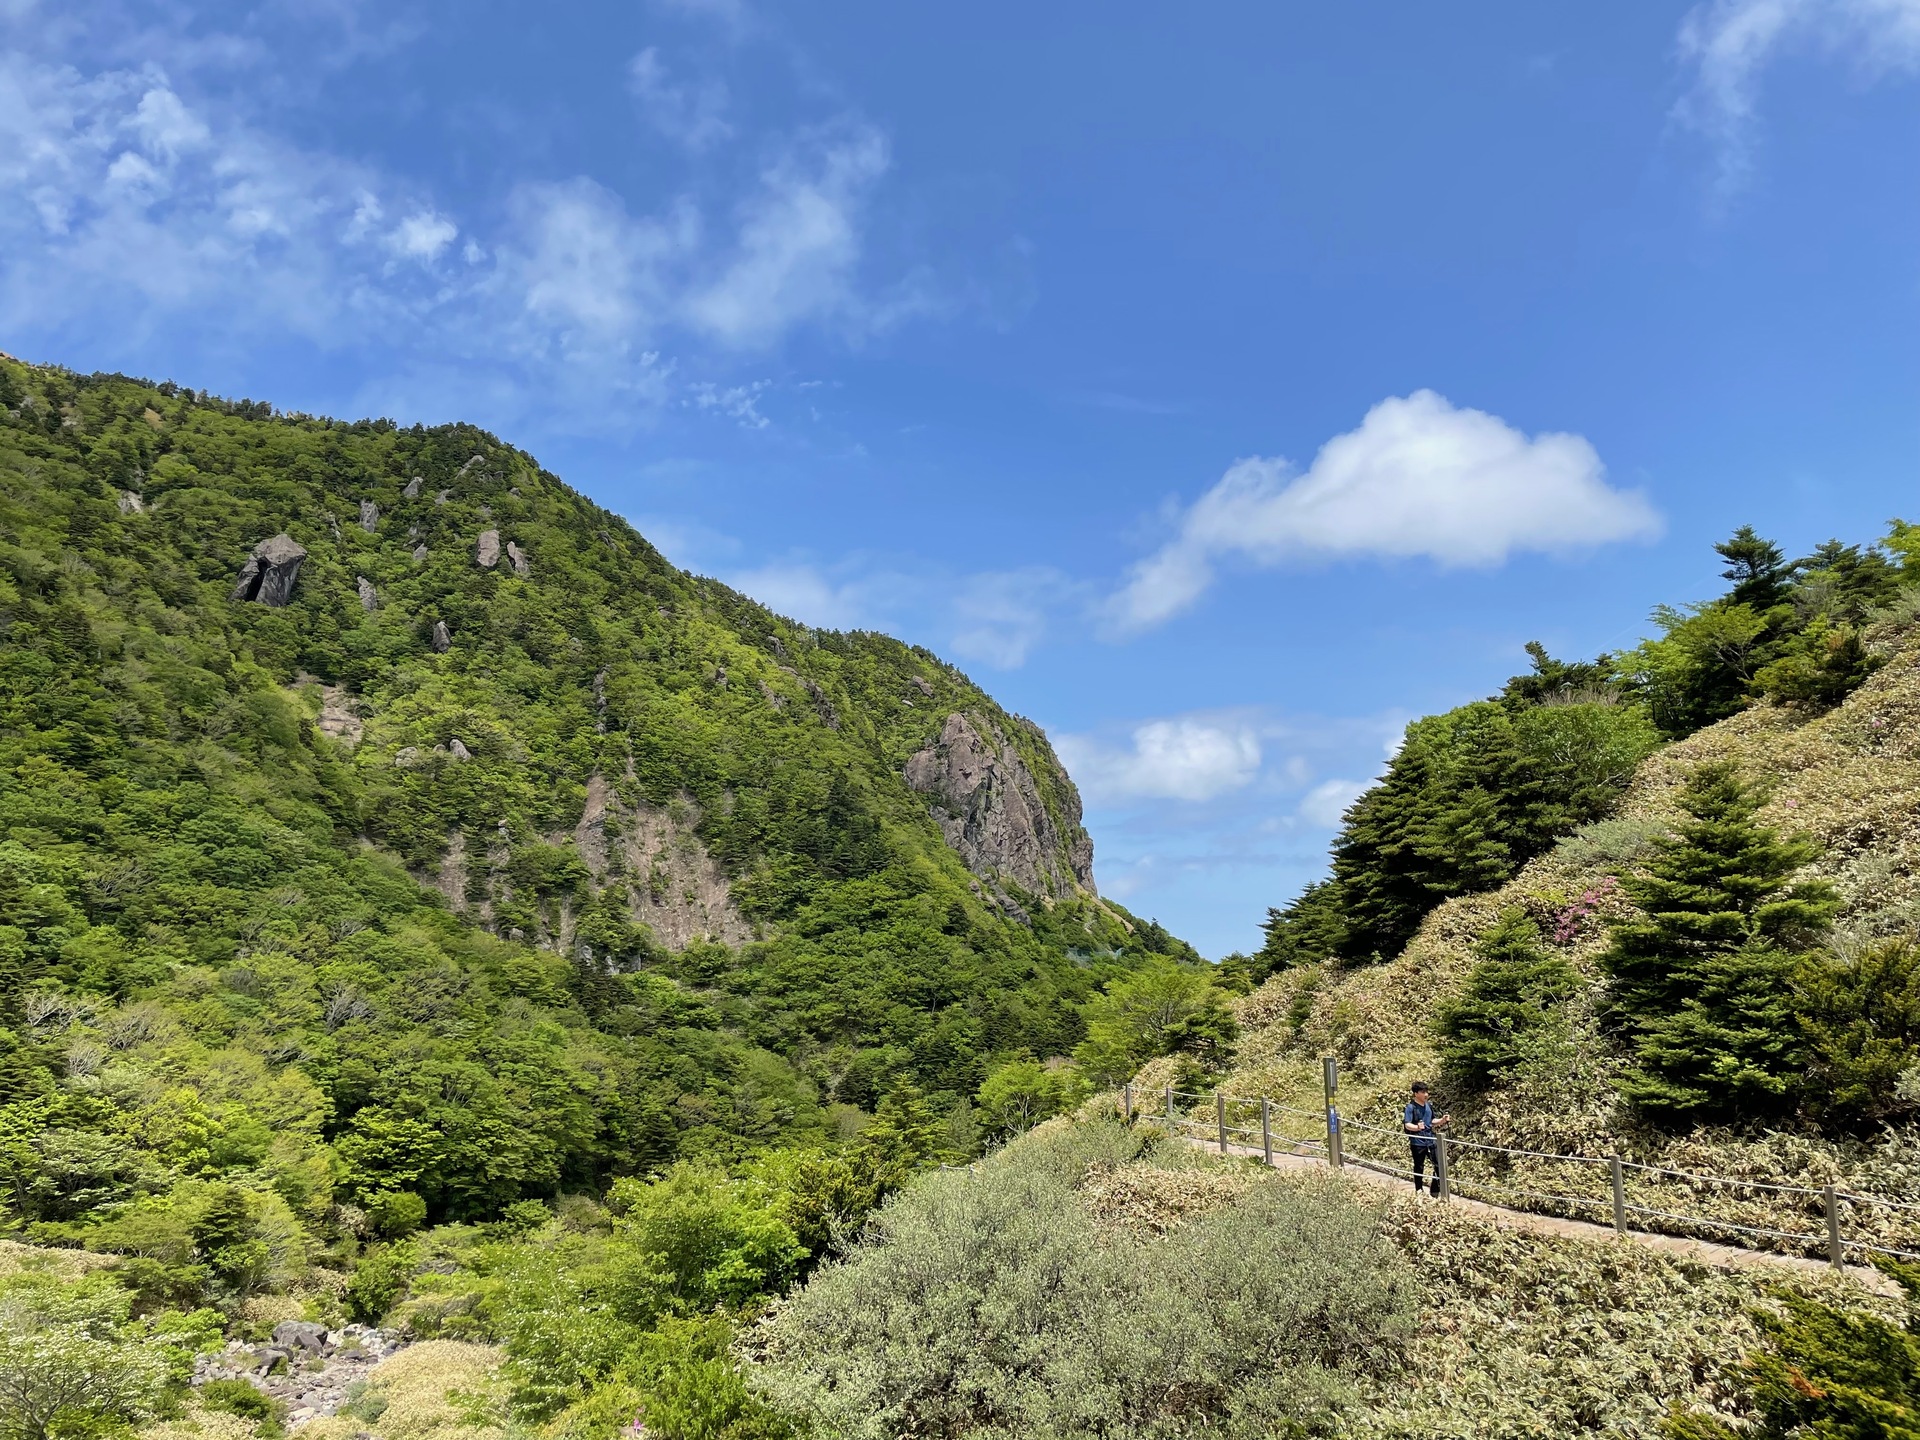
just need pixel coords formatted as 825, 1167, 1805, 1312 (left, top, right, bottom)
1402, 1081, 1449, 1194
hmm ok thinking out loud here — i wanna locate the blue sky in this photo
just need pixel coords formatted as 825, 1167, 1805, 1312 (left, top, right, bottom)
7, 1, 1919, 956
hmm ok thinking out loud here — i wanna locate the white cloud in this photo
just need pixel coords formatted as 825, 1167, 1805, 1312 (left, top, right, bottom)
1104, 390, 1660, 634
628, 48, 732, 151
390, 209, 457, 261
1677, 0, 1920, 187
1296, 777, 1366, 830
684, 127, 889, 348
687, 379, 770, 428
1057, 717, 1263, 804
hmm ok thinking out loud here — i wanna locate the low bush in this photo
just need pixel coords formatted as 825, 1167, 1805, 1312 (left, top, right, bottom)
753, 1120, 1413, 1438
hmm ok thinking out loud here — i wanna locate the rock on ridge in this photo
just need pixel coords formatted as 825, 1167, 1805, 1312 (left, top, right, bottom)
477, 529, 501, 568
905, 710, 1096, 901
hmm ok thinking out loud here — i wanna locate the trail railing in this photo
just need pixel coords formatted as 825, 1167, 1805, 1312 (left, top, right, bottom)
1120, 1066, 1920, 1272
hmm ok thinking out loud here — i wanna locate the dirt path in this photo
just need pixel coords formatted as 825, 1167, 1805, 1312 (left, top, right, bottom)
1193, 1135, 1901, 1296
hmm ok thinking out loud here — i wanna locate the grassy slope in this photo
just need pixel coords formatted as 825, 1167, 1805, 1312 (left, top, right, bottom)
1148, 609, 1920, 1249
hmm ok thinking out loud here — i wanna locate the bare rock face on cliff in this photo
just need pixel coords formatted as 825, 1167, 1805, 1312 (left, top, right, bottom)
905, 710, 1096, 901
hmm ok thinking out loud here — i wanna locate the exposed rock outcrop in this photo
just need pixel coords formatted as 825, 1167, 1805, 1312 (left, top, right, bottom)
506, 540, 530, 577
117, 490, 143, 514
358, 499, 379, 533
413, 543, 429, 563
403, 476, 423, 499
431, 620, 452, 652
905, 710, 1096, 901
316, 684, 363, 746
230, 534, 307, 606
477, 529, 501, 568
356, 576, 378, 612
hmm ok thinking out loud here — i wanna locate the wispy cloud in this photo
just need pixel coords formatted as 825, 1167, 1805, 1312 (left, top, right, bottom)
1676, 0, 1920, 190
685, 125, 893, 349
0, 24, 924, 429
1103, 390, 1661, 635
628, 47, 732, 151
949, 568, 1082, 668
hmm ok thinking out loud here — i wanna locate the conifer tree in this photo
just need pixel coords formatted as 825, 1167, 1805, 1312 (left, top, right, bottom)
1436, 910, 1582, 1092
1716, 524, 1792, 612
1600, 763, 1836, 1126
1661, 1258, 1920, 1439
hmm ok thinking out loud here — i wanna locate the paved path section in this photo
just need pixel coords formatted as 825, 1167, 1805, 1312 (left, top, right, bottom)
1194, 1135, 1901, 1296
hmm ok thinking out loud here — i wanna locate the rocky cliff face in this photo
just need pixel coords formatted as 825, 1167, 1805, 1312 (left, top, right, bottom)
905, 710, 1097, 903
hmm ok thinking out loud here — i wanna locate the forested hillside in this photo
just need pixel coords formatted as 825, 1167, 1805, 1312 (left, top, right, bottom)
0, 355, 1216, 1271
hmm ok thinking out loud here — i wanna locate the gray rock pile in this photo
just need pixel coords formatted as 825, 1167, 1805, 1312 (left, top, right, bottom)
193, 1322, 404, 1428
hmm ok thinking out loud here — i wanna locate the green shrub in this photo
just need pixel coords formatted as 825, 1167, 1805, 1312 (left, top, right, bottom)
1799, 937, 1920, 1131
1661, 1258, 1920, 1438
196, 1379, 283, 1437
344, 1243, 416, 1324
755, 1122, 1413, 1438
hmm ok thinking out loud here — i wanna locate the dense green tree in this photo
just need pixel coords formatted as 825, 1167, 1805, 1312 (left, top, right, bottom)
1798, 937, 1920, 1133
1072, 962, 1237, 1084
1600, 764, 1837, 1126
1435, 911, 1583, 1092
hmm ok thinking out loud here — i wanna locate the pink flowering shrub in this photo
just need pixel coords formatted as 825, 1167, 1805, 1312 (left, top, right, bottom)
1544, 877, 1621, 946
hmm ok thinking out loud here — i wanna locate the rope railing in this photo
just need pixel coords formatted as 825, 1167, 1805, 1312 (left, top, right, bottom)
1118, 1066, 1920, 1273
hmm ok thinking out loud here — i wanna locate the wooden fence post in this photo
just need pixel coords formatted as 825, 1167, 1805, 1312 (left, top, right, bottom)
1215, 1091, 1229, 1154
1122, 1082, 1133, 1124
1610, 1157, 1626, 1238
1433, 1135, 1450, 1201
1165, 1084, 1174, 1129
1260, 1097, 1274, 1167
1322, 1056, 1343, 1169
1825, 1184, 1844, 1271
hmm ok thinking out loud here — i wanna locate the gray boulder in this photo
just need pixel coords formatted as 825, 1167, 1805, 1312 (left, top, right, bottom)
358, 500, 379, 533
356, 577, 378, 612
431, 620, 452, 653
272, 1320, 330, 1354
506, 540, 530, 577
412, 544, 429, 563
231, 534, 307, 606
448, 739, 472, 762
118, 491, 144, 514
476, 529, 501, 568
403, 477, 423, 499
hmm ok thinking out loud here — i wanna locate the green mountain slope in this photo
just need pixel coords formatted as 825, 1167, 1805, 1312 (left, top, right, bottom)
0, 356, 1182, 1232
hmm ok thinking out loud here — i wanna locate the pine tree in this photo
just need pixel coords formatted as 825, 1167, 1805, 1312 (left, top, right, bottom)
1436, 910, 1583, 1092
1716, 524, 1792, 612
1600, 763, 1837, 1127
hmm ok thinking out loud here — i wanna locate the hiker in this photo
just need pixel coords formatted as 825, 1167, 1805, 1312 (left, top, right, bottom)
1403, 1081, 1449, 1194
